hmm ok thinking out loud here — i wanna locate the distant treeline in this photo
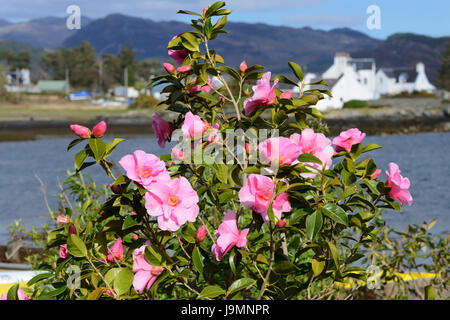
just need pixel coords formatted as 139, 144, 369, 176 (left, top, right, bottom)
0, 40, 163, 91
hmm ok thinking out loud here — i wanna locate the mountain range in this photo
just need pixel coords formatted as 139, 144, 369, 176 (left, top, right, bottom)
0, 14, 448, 84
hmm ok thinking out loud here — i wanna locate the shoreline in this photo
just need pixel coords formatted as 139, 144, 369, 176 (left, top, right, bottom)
0, 115, 449, 141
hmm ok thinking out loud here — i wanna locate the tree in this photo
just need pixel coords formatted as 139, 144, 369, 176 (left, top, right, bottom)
118, 43, 137, 86
439, 41, 450, 91
41, 41, 99, 90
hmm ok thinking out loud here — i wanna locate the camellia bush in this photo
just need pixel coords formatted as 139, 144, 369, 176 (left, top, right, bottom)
9, 2, 446, 301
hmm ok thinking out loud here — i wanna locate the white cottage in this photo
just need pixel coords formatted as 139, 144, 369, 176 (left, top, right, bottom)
298, 52, 436, 110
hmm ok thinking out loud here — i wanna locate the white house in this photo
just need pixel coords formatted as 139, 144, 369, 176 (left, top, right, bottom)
376, 62, 435, 96
298, 52, 436, 110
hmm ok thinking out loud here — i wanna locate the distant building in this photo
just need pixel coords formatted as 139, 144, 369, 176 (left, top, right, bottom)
5, 69, 31, 86
36, 80, 69, 93
113, 86, 139, 98
299, 52, 436, 110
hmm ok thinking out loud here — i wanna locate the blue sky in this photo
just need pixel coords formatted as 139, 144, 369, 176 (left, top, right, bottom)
2, 0, 449, 39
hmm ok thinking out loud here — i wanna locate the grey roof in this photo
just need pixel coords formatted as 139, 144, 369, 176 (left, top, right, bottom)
308, 76, 342, 89
379, 67, 418, 83
350, 58, 375, 71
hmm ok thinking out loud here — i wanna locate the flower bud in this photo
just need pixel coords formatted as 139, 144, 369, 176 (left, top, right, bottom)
203, 6, 209, 16
57, 215, 70, 224
240, 61, 247, 73
68, 223, 77, 235
109, 183, 122, 194
276, 219, 286, 228
107, 238, 124, 262
60, 244, 68, 259
70, 124, 90, 139
280, 90, 293, 99
163, 62, 175, 74
177, 65, 191, 73
245, 143, 251, 154
371, 169, 382, 179
195, 225, 207, 242
92, 121, 107, 138
132, 233, 139, 241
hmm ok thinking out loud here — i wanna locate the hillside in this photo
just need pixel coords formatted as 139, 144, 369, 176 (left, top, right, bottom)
0, 16, 92, 49
62, 15, 381, 74
0, 14, 447, 84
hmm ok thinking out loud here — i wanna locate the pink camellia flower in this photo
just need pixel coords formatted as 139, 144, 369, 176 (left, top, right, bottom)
181, 112, 210, 139
188, 78, 212, 94
211, 210, 249, 261
206, 123, 220, 144
385, 162, 413, 206
371, 169, 382, 179
92, 121, 107, 138
152, 113, 173, 148
57, 215, 70, 224
70, 124, 90, 139
163, 62, 175, 74
332, 128, 366, 153
258, 137, 302, 166
276, 219, 287, 228
60, 244, 68, 259
107, 238, 124, 263
195, 225, 207, 242
68, 223, 77, 235
243, 72, 278, 116
1, 288, 29, 300
280, 90, 293, 99
144, 177, 199, 231
240, 61, 247, 73
238, 174, 291, 222
177, 65, 191, 73
171, 148, 185, 161
132, 241, 164, 294
168, 36, 189, 65
119, 150, 170, 189
290, 128, 334, 178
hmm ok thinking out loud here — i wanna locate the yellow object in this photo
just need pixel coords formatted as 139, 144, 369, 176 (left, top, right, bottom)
0, 282, 27, 296
335, 272, 438, 289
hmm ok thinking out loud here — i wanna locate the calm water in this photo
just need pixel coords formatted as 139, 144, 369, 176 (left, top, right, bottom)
0, 132, 449, 244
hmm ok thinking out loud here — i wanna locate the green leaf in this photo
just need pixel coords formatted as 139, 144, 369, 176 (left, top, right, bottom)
114, 268, 134, 296
267, 203, 276, 224
273, 260, 297, 274
180, 32, 201, 52
288, 61, 303, 81
195, 90, 218, 103
327, 241, 340, 269
74, 150, 88, 170
67, 234, 87, 258
362, 143, 382, 153
192, 247, 204, 274
214, 164, 228, 184
177, 10, 202, 17
424, 285, 435, 300
273, 75, 298, 86
88, 138, 106, 162
228, 278, 255, 296
321, 203, 349, 226
198, 285, 226, 299
7, 283, 19, 300
105, 138, 125, 157
67, 138, 84, 151
27, 272, 53, 286
217, 65, 240, 80
311, 259, 325, 276
205, 1, 226, 17
298, 153, 322, 165
87, 288, 105, 300
144, 245, 166, 267
122, 215, 138, 230
213, 16, 227, 30
306, 210, 322, 241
